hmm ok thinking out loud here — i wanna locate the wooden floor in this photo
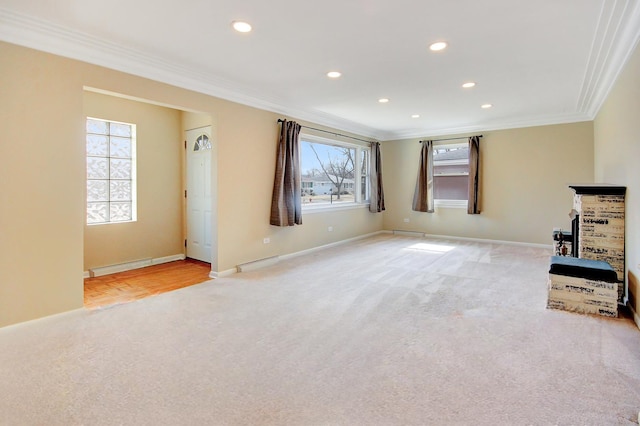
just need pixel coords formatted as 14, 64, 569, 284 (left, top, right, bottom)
84, 259, 212, 309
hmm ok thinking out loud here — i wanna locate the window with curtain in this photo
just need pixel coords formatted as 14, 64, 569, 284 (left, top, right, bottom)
299, 133, 370, 210
433, 143, 469, 208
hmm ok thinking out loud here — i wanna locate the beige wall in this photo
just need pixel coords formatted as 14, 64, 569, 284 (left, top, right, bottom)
0, 41, 382, 327
3, 38, 624, 329
382, 122, 595, 245
594, 41, 640, 318
214, 103, 383, 272
83, 91, 183, 270
182, 111, 212, 132
0, 42, 85, 326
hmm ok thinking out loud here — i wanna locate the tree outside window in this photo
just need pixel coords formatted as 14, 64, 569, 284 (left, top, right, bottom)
300, 135, 370, 207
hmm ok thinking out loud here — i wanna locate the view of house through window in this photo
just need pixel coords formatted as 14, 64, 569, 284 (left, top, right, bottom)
300, 135, 370, 208
433, 143, 469, 206
86, 117, 137, 224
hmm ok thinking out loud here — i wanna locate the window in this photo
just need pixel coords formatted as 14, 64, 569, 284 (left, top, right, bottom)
300, 134, 370, 209
193, 134, 211, 151
433, 143, 468, 208
86, 118, 137, 224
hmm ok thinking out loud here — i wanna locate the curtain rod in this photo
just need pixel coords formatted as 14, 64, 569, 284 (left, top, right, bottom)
277, 119, 375, 144
420, 135, 483, 143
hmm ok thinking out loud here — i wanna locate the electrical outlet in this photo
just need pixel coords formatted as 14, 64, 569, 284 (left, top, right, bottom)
403, 218, 410, 223
328, 226, 333, 232
263, 237, 270, 244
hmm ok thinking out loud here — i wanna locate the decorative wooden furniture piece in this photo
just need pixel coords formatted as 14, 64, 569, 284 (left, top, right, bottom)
547, 184, 626, 317
547, 255, 618, 317
569, 184, 625, 303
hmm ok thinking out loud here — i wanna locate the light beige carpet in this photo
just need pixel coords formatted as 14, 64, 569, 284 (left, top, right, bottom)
1, 234, 639, 425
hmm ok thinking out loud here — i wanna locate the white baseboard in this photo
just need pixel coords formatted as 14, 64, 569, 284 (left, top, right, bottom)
392, 230, 425, 238
392, 229, 552, 250
279, 230, 387, 261
212, 229, 550, 278
88, 254, 186, 277
424, 233, 553, 250
211, 231, 388, 277
209, 268, 236, 279
152, 254, 186, 265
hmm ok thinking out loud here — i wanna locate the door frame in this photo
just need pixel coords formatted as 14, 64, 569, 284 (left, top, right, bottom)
184, 125, 217, 273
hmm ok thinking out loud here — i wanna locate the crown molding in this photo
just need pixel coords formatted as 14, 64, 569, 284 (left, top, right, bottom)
383, 112, 592, 141
1, 5, 638, 142
0, 7, 383, 140
577, 0, 640, 118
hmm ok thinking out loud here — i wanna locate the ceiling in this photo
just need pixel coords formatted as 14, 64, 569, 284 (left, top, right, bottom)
1, 0, 639, 140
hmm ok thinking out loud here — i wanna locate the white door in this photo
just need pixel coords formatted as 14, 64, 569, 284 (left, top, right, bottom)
186, 127, 213, 263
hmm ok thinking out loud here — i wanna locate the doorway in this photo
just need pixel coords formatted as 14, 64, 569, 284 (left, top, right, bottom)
83, 90, 217, 307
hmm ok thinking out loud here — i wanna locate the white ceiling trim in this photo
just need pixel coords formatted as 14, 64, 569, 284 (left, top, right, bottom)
0, 7, 381, 140
577, 0, 640, 118
386, 112, 592, 142
1, 6, 639, 141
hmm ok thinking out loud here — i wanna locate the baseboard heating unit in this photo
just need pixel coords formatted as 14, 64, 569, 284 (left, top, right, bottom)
393, 230, 425, 238
89, 258, 153, 277
237, 256, 279, 273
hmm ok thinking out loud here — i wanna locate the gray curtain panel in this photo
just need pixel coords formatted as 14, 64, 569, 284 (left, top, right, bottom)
369, 141, 386, 213
412, 140, 434, 213
467, 135, 481, 214
270, 120, 302, 226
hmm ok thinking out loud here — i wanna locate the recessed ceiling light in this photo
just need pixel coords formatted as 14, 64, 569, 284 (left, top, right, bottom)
327, 71, 342, 78
232, 21, 252, 33
378, 98, 389, 103
481, 103, 493, 109
411, 114, 420, 118
429, 41, 448, 51
462, 82, 476, 88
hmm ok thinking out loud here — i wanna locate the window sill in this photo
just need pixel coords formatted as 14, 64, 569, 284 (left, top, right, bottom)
87, 220, 137, 226
302, 202, 370, 214
435, 199, 468, 209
